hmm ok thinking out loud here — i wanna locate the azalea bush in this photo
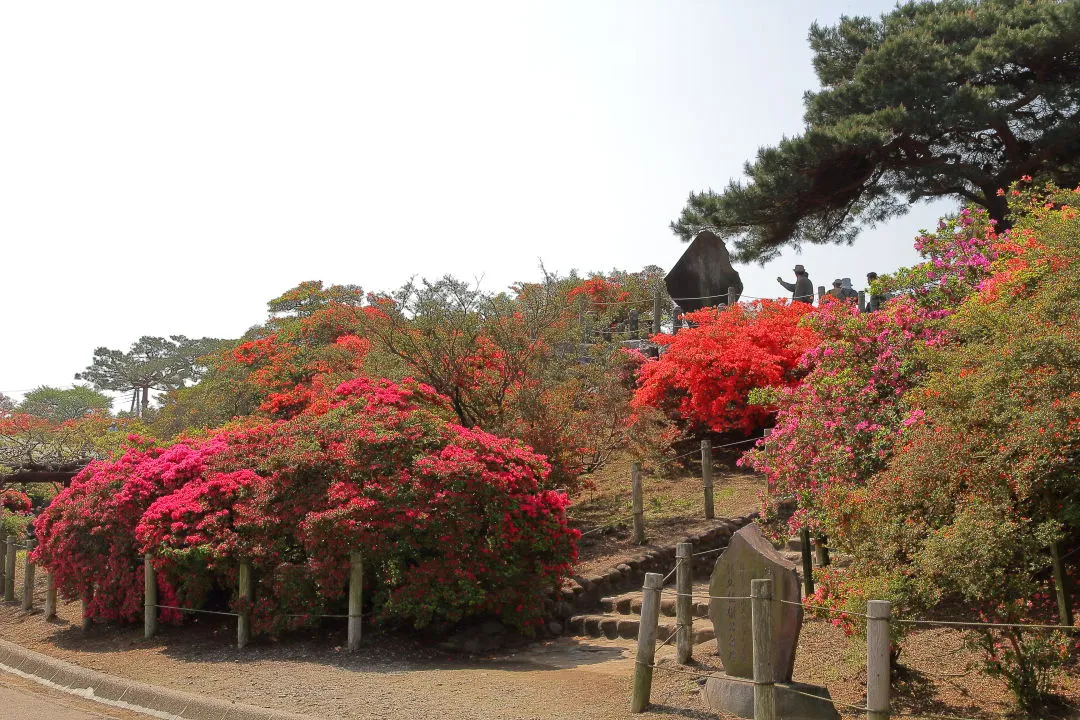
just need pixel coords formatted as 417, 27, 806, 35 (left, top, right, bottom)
743, 181, 1079, 708
34, 376, 578, 636
632, 299, 817, 438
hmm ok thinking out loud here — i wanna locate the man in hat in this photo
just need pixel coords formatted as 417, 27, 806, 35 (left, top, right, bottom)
777, 264, 814, 304
840, 278, 859, 302
826, 278, 845, 300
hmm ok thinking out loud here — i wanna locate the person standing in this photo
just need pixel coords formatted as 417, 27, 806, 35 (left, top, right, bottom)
777, 264, 814, 304
865, 272, 886, 312
840, 278, 859, 302
826, 278, 844, 300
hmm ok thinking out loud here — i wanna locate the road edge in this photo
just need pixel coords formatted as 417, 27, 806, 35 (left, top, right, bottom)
0, 638, 314, 720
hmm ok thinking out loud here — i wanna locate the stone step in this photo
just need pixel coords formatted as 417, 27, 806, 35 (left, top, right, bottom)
566, 614, 716, 645
599, 593, 710, 619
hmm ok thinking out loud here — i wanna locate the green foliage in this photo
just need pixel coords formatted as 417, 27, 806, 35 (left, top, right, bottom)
672, 0, 1080, 261
17, 385, 112, 422
266, 280, 363, 318
365, 272, 645, 488
0, 509, 31, 539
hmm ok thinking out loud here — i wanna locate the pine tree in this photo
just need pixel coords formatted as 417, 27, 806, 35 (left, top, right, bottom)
672, 0, 1080, 261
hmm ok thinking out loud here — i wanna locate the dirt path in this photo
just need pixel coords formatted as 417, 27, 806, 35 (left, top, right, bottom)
1, 599, 719, 720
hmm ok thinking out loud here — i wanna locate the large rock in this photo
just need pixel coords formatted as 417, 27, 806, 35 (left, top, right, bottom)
703, 674, 840, 720
664, 230, 743, 314
709, 523, 802, 682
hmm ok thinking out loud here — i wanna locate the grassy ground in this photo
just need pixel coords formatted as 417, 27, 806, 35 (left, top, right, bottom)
567, 450, 764, 576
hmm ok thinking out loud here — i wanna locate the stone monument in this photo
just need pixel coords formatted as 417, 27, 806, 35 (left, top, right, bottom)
704, 524, 840, 720
664, 230, 743, 315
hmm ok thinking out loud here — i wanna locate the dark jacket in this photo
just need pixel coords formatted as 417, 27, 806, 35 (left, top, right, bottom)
779, 276, 814, 304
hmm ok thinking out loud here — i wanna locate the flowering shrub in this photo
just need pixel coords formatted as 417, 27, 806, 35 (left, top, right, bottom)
33, 440, 229, 622
0, 488, 31, 513
632, 300, 817, 435
34, 376, 578, 636
739, 297, 945, 535
743, 181, 1079, 708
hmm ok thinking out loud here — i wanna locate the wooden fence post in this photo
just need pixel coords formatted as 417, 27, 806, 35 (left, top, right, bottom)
799, 527, 815, 597
751, 578, 777, 720
858, 291, 867, 312
4, 536, 15, 602
630, 572, 663, 713
814, 535, 831, 567
652, 290, 662, 336
348, 551, 363, 652
237, 561, 252, 649
816, 286, 826, 306
1050, 542, 1074, 628
44, 574, 57, 620
867, 600, 891, 720
144, 553, 157, 639
675, 543, 692, 664
631, 462, 645, 545
727, 286, 737, 307
701, 440, 714, 520
21, 540, 36, 611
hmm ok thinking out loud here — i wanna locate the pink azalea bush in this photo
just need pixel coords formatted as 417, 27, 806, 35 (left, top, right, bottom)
34, 376, 578, 635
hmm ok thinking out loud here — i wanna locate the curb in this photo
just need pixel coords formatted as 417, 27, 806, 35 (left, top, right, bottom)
0, 638, 314, 720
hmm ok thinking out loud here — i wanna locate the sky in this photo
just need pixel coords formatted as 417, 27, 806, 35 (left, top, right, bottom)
0, 1, 955, 408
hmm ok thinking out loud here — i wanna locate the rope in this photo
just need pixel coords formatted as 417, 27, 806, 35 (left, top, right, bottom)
709, 436, 762, 451
892, 617, 1080, 631
283, 613, 353, 619
777, 598, 871, 619
692, 547, 726, 557
660, 561, 679, 584
893, 711, 985, 720
574, 513, 637, 537
153, 604, 239, 617
650, 447, 700, 467
659, 590, 753, 602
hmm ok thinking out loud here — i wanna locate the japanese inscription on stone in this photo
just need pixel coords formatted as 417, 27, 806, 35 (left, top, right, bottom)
709, 524, 803, 682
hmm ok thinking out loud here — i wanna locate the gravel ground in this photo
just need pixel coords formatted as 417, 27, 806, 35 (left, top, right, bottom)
5, 591, 1078, 720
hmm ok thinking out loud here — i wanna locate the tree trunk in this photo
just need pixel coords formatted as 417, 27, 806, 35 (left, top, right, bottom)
141, 386, 149, 418
129, 390, 137, 414
984, 188, 1011, 230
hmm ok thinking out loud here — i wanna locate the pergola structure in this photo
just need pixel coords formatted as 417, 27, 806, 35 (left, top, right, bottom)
2, 462, 84, 487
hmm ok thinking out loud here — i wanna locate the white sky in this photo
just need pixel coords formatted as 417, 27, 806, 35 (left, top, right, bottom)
0, 1, 953, 407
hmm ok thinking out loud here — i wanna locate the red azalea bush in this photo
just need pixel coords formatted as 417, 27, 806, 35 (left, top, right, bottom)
632, 299, 817, 435
34, 376, 578, 635
1, 488, 32, 514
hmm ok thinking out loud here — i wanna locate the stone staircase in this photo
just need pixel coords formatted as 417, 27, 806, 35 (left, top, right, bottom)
564, 532, 854, 645
566, 581, 717, 645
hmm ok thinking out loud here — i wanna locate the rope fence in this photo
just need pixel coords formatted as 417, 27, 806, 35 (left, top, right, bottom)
569, 434, 770, 543
630, 557, 1080, 720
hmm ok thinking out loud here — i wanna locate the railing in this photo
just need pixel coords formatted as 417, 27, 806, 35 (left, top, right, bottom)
570, 436, 764, 542
628, 560, 1080, 720
3, 534, 367, 653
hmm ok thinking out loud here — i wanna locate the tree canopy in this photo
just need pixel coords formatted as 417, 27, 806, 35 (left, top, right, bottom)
672, 0, 1080, 262
17, 385, 112, 422
76, 335, 226, 417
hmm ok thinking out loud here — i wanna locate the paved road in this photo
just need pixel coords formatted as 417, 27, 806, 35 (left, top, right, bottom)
0, 672, 152, 720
